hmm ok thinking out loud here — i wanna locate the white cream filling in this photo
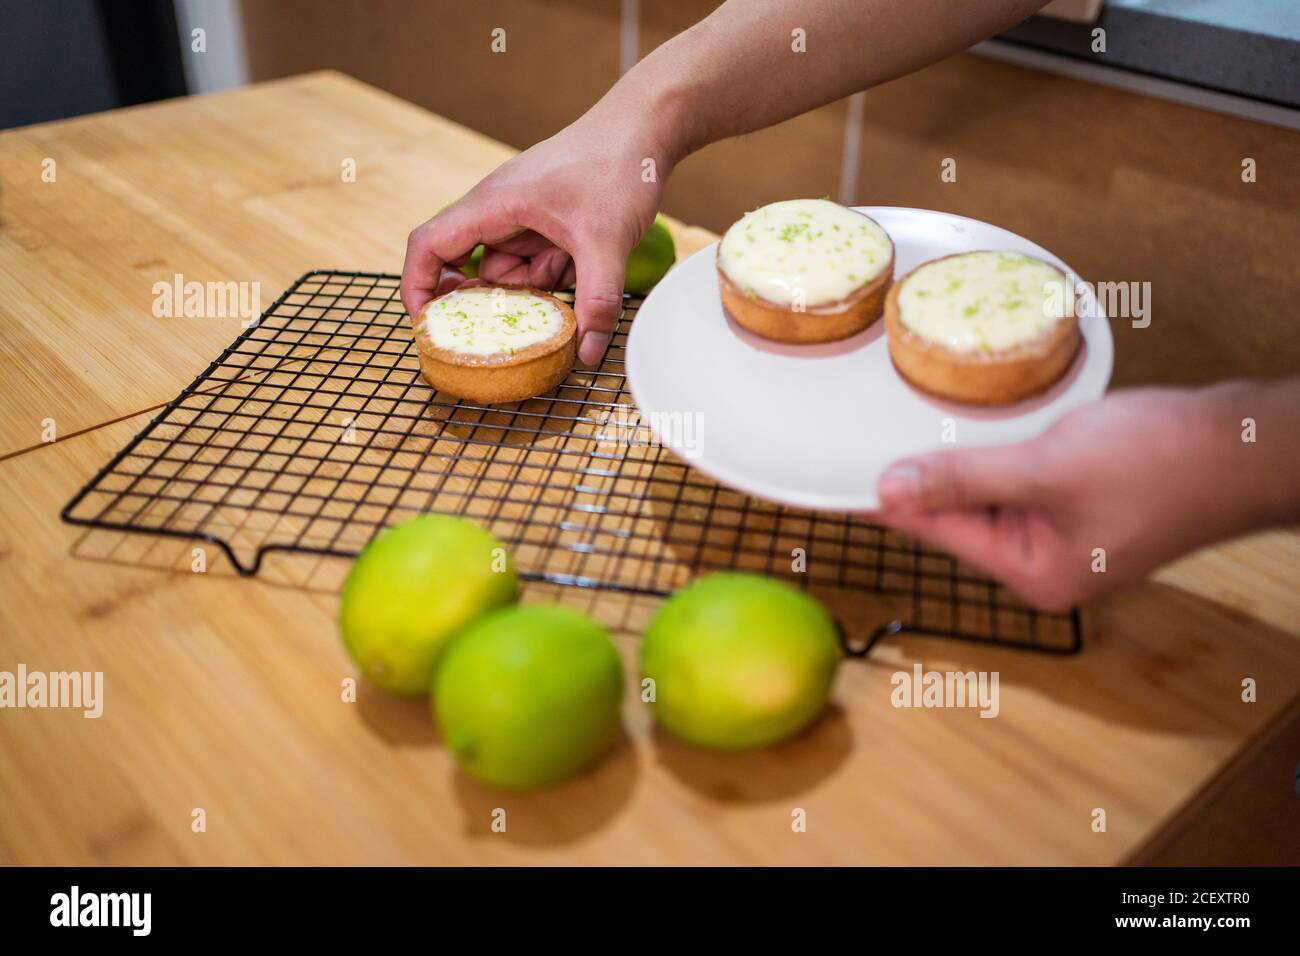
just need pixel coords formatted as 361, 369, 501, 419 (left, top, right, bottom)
717, 199, 892, 308
897, 251, 1073, 354
422, 288, 563, 356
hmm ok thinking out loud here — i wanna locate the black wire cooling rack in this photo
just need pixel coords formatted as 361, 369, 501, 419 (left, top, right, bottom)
62, 270, 1081, 657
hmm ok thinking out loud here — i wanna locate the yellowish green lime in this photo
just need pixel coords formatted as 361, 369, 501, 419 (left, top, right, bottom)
641, 573, 840, 749
433, 604, 623, 790
339, 515, 518, 695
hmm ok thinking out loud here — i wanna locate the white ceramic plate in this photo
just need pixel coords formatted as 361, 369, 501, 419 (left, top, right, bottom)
626, 207, 1113, 511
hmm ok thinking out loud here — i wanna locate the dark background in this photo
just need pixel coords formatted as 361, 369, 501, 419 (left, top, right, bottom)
0, 0, 186, 129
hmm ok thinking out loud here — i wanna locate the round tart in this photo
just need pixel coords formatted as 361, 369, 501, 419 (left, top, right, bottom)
885, 251, 1080, 405
716, 198, 894, 344
413, 285, 576, 404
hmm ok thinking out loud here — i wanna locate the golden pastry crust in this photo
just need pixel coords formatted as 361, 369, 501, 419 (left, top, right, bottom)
413, 285, 577, 404
716, 243, 894, 345
884, 253, 1081, 405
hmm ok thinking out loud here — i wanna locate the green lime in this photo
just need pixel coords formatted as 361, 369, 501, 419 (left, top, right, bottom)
339, 515, 518, 695
447, 208, 675, 289
433, 604, 623, 790
459, 244, 484, 278
624, 213, 676, 294
641, 573, 840, 749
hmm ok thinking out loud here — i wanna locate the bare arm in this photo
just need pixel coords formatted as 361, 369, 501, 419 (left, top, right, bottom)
402, 0, 1050, 358
602, 0, 1049, 166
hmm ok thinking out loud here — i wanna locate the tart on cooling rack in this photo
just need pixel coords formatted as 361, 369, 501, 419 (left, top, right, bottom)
413, 284, 577, 404
716, 198, 894, 344
885, 250, 1080, 405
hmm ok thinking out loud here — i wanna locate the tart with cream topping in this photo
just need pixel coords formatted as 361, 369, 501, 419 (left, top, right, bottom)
716, 199, 894, 344
413, 285, 576, 404
885, 251, 1080, 405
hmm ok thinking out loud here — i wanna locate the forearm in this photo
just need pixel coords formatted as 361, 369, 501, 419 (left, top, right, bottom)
1193, 378, 1300, 537
589, 0, 1048, 165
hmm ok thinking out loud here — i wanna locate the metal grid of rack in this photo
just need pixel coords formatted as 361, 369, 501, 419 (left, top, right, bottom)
62, 270, 1081, 656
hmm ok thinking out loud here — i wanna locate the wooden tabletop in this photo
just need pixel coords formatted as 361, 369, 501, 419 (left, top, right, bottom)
1, 71, 1297, 865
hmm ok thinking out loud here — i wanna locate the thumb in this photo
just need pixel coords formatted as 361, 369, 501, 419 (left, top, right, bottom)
877, 443, 1042, 512
573, 241, 629, 364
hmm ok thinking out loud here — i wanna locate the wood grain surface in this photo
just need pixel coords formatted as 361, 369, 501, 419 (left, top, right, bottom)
0, 72, 1296, 865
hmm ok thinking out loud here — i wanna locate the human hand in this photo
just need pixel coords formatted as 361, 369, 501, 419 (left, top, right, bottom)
873, 384, 1286, 610
401, 112, 667, 364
